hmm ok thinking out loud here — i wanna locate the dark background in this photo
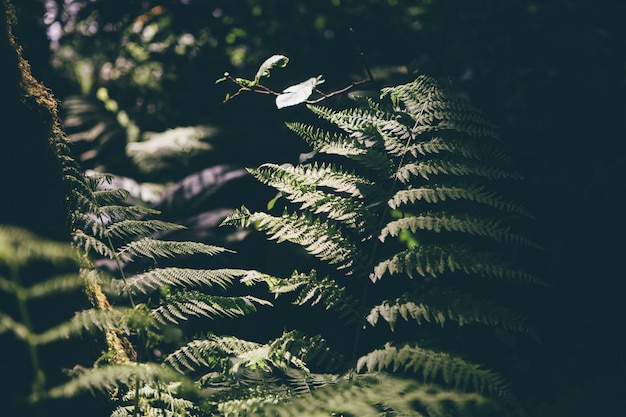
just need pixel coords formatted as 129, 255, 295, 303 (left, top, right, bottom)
3, 0, 625, 415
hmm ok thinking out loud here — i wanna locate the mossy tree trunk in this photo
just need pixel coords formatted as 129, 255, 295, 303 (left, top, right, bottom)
0, 0, 70, 241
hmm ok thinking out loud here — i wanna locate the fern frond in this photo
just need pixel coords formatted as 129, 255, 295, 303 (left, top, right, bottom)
165, 335, 261, 373
380, 212, 536, 247
117, 237, 231, 262
251, 373, 498, 417
285, 122, 393, 171
223, 208, 360, 272
48, 363, 190, 399
72, 229, 116, 258
373, 244, 539, 283
151, 291, 269, 325
0, 225, 78, 265
35, 307, 129, 345
395, 158, 523, 183
0, 311, 30, 341
93, 188, 131, 205
268, 270, 362, 323
106, 219, 185, 240
252, 162, 373, 199
24, 273, 86, 299
357, 343, 514, 404
388, 184, 532, 217
96, 205, 161, 223
367, 287, 539, 340
120, 268, 258, 295
115, 381, 197, 417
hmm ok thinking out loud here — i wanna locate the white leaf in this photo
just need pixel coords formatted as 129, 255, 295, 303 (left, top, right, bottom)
275, 76, 324, 109
254, 55, 289, 84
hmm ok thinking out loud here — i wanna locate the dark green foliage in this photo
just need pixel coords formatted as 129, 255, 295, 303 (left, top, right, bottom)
223, 75, 539, 415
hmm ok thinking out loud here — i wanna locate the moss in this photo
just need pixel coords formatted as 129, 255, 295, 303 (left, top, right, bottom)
0, 0, 71, 240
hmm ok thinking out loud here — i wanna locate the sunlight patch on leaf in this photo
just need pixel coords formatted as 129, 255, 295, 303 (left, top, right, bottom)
276, 76, 325, 109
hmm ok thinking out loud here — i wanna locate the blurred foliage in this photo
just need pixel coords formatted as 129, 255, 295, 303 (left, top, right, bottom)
8, 0, 626, 415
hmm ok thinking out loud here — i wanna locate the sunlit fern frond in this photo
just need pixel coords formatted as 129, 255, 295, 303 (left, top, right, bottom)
395, 158, 524, 183
105, 219, 185, 241
165, 335, 262, 373
380, 212, 538, 247
113, 380, 198, 417
285, 122, 393, 171
247, 373, 502, 417
0, 225, 79, 266
35, 307, 129, 345
151, 291, 270, 325
119, 268, 260, 295
357, 343, 515, 405
373, 243, 539, 283
367, 287, 539, 340
223, 207, 362, 273
116, 237, 231, 262
72, 229, 116, 258
268, 270, 362, 323
48, 363, 191, 400
388, 184, 532, 217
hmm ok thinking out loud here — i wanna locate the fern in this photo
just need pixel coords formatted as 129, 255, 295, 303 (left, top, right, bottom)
223, 74, 540, 415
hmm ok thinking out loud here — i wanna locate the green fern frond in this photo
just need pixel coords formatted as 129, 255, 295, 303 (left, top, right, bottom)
120, 268, 259, 294
285, 122, 393, 171
367, 287, 539, 340
223, 208, 361, 272
388, 184, 532, 217
93, 188, 131, 205
0, 225, 79, 266
252, 162, 373, 198
373, 244, 539, 283
0, 311, 30, 341
106, 219, 185, 240
115, 381, 197, 417
395, 158, 523, 183
151, 291, 269, 325
96, 205, 161, 223
48, 363, 190, 399
380, 212, 536, 247
268, 270, 362, 323
117, 237, 232, 262
250, 165, 369, 229
165, 335, 261, 373
72, 229, 116, 258
24, 273, 87, 299
357, 343, 514, 404
35, 307, 129, 345
251, 373, 498, 417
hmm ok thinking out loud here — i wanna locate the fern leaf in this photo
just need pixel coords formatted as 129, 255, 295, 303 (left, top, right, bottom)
106, 219, 185, 240
96, 205, 161, 223
25, 273, 86, 299
373, 244, 539, 283
48, 363, 189, 399
395, 158, 523, 183
223, 208, 360, 272
121, 268, 258, 294
357, 343, 514, 404
35, 307, 129, 345
151, 291, 269, 325
388, 184, 532, 217
72, 229, 116, 258
0, 311, 31, 341
165, 335, 261, 373
367, 287, 539, 340
117, 237, 231, 262
285, 122, 393, 171
93, 188, 131, 205
380, 212, 536, 247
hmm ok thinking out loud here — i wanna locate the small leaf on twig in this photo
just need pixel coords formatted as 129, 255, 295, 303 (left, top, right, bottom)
276, 76, 325, 109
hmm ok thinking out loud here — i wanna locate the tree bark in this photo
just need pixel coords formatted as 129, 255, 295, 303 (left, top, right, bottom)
0, 0, 70, 241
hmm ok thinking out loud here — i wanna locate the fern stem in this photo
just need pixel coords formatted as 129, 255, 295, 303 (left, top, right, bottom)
11, 264, 46, 402
102, 219, 136, 308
